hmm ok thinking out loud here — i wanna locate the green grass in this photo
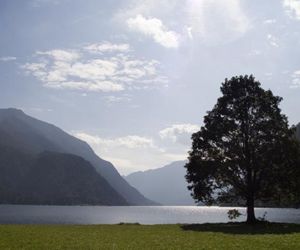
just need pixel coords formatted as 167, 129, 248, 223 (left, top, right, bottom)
0, 222, 300, 249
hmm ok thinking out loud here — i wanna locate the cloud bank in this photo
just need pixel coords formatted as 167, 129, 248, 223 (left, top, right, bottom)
283, 0, 300, 19
74, 131, 186, 174
22, 42, 168, 92
0, 56, 17, 62
118, 0, 251, 47
127, 15, 180, 48
159, 123, 200, 145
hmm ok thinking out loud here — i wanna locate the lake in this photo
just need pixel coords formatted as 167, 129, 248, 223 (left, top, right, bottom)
0, 205, 299, 225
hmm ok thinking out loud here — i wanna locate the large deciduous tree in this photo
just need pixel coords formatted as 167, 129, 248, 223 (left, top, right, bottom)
185, 75, 300, 223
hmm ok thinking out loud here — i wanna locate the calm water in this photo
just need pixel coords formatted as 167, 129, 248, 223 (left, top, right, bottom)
0, 205, 299, 225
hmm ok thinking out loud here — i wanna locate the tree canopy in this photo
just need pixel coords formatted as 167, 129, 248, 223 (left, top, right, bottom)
185, 75, 300, 223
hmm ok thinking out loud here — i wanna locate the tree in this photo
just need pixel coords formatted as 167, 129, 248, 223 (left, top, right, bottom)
185, 75, 300, 223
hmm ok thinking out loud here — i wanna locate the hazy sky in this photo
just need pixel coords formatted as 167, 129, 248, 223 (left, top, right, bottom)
1, 0, 300, 174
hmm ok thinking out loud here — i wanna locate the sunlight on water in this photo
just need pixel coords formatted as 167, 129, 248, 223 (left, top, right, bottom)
0, 205, 299, 225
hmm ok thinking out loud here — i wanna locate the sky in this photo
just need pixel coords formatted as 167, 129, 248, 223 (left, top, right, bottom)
0, 0, 300, 175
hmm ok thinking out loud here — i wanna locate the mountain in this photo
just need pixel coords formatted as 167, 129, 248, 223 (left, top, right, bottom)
0, 108, 153, 205
0, 145, 127, 205
125, 161, 195, 205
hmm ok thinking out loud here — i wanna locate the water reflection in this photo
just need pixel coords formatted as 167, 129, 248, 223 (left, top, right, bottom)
0, 205, 299, 225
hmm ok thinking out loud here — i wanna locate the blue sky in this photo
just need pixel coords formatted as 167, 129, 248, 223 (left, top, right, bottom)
1, 0, 300, 174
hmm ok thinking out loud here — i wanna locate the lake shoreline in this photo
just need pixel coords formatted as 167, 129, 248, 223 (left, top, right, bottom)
1, 204, 299, 208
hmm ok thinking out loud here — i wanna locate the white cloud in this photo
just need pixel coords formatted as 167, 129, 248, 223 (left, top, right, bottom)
22, 43, 168, 92
114, 0, 181, 27
127, 15, 180, 48
186, 26, 193, 39
23, 62, 46, 71
264, 72, 273, 80
118, 0, 251, 46
103, 95, 132, 105
267, 34, 279, 47
247, 49, 262, 56
84, 42, 130, 53
159, 123, 200, 144
22, 107, 53, 113
37, 49, 80, 62
283, 0, 300, 19
115, 135, 155, 149
263, 19, 277, 24
73, 131, 187, 175
0, 56, 17, 62
186, 0, 251, 45
44, 80, 124, 92
75, 133, 155, 149
290, 70, 300, 88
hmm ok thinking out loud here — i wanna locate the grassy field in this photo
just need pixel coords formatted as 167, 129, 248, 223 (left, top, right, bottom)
0, 222, 300, 250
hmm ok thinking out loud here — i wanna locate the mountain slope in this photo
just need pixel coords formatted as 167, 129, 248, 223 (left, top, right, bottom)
0, 145, 127, 205
125, 161, 195, 205
0, 108, 153, 205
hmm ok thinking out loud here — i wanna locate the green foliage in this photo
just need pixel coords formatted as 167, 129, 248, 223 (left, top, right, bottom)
185, 75, 300, 222
0, 224, 300, 250
228, 209, 242, 220
296, 123, 300, 141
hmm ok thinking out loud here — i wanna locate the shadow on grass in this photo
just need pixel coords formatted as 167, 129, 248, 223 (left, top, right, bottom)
181, 222, 300, 235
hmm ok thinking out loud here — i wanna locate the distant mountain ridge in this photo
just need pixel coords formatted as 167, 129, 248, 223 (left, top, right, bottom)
0, 108, 154, 205
125, 161, 195, 205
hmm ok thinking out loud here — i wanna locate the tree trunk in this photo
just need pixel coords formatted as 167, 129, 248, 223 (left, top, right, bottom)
246, 195, 256, 223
